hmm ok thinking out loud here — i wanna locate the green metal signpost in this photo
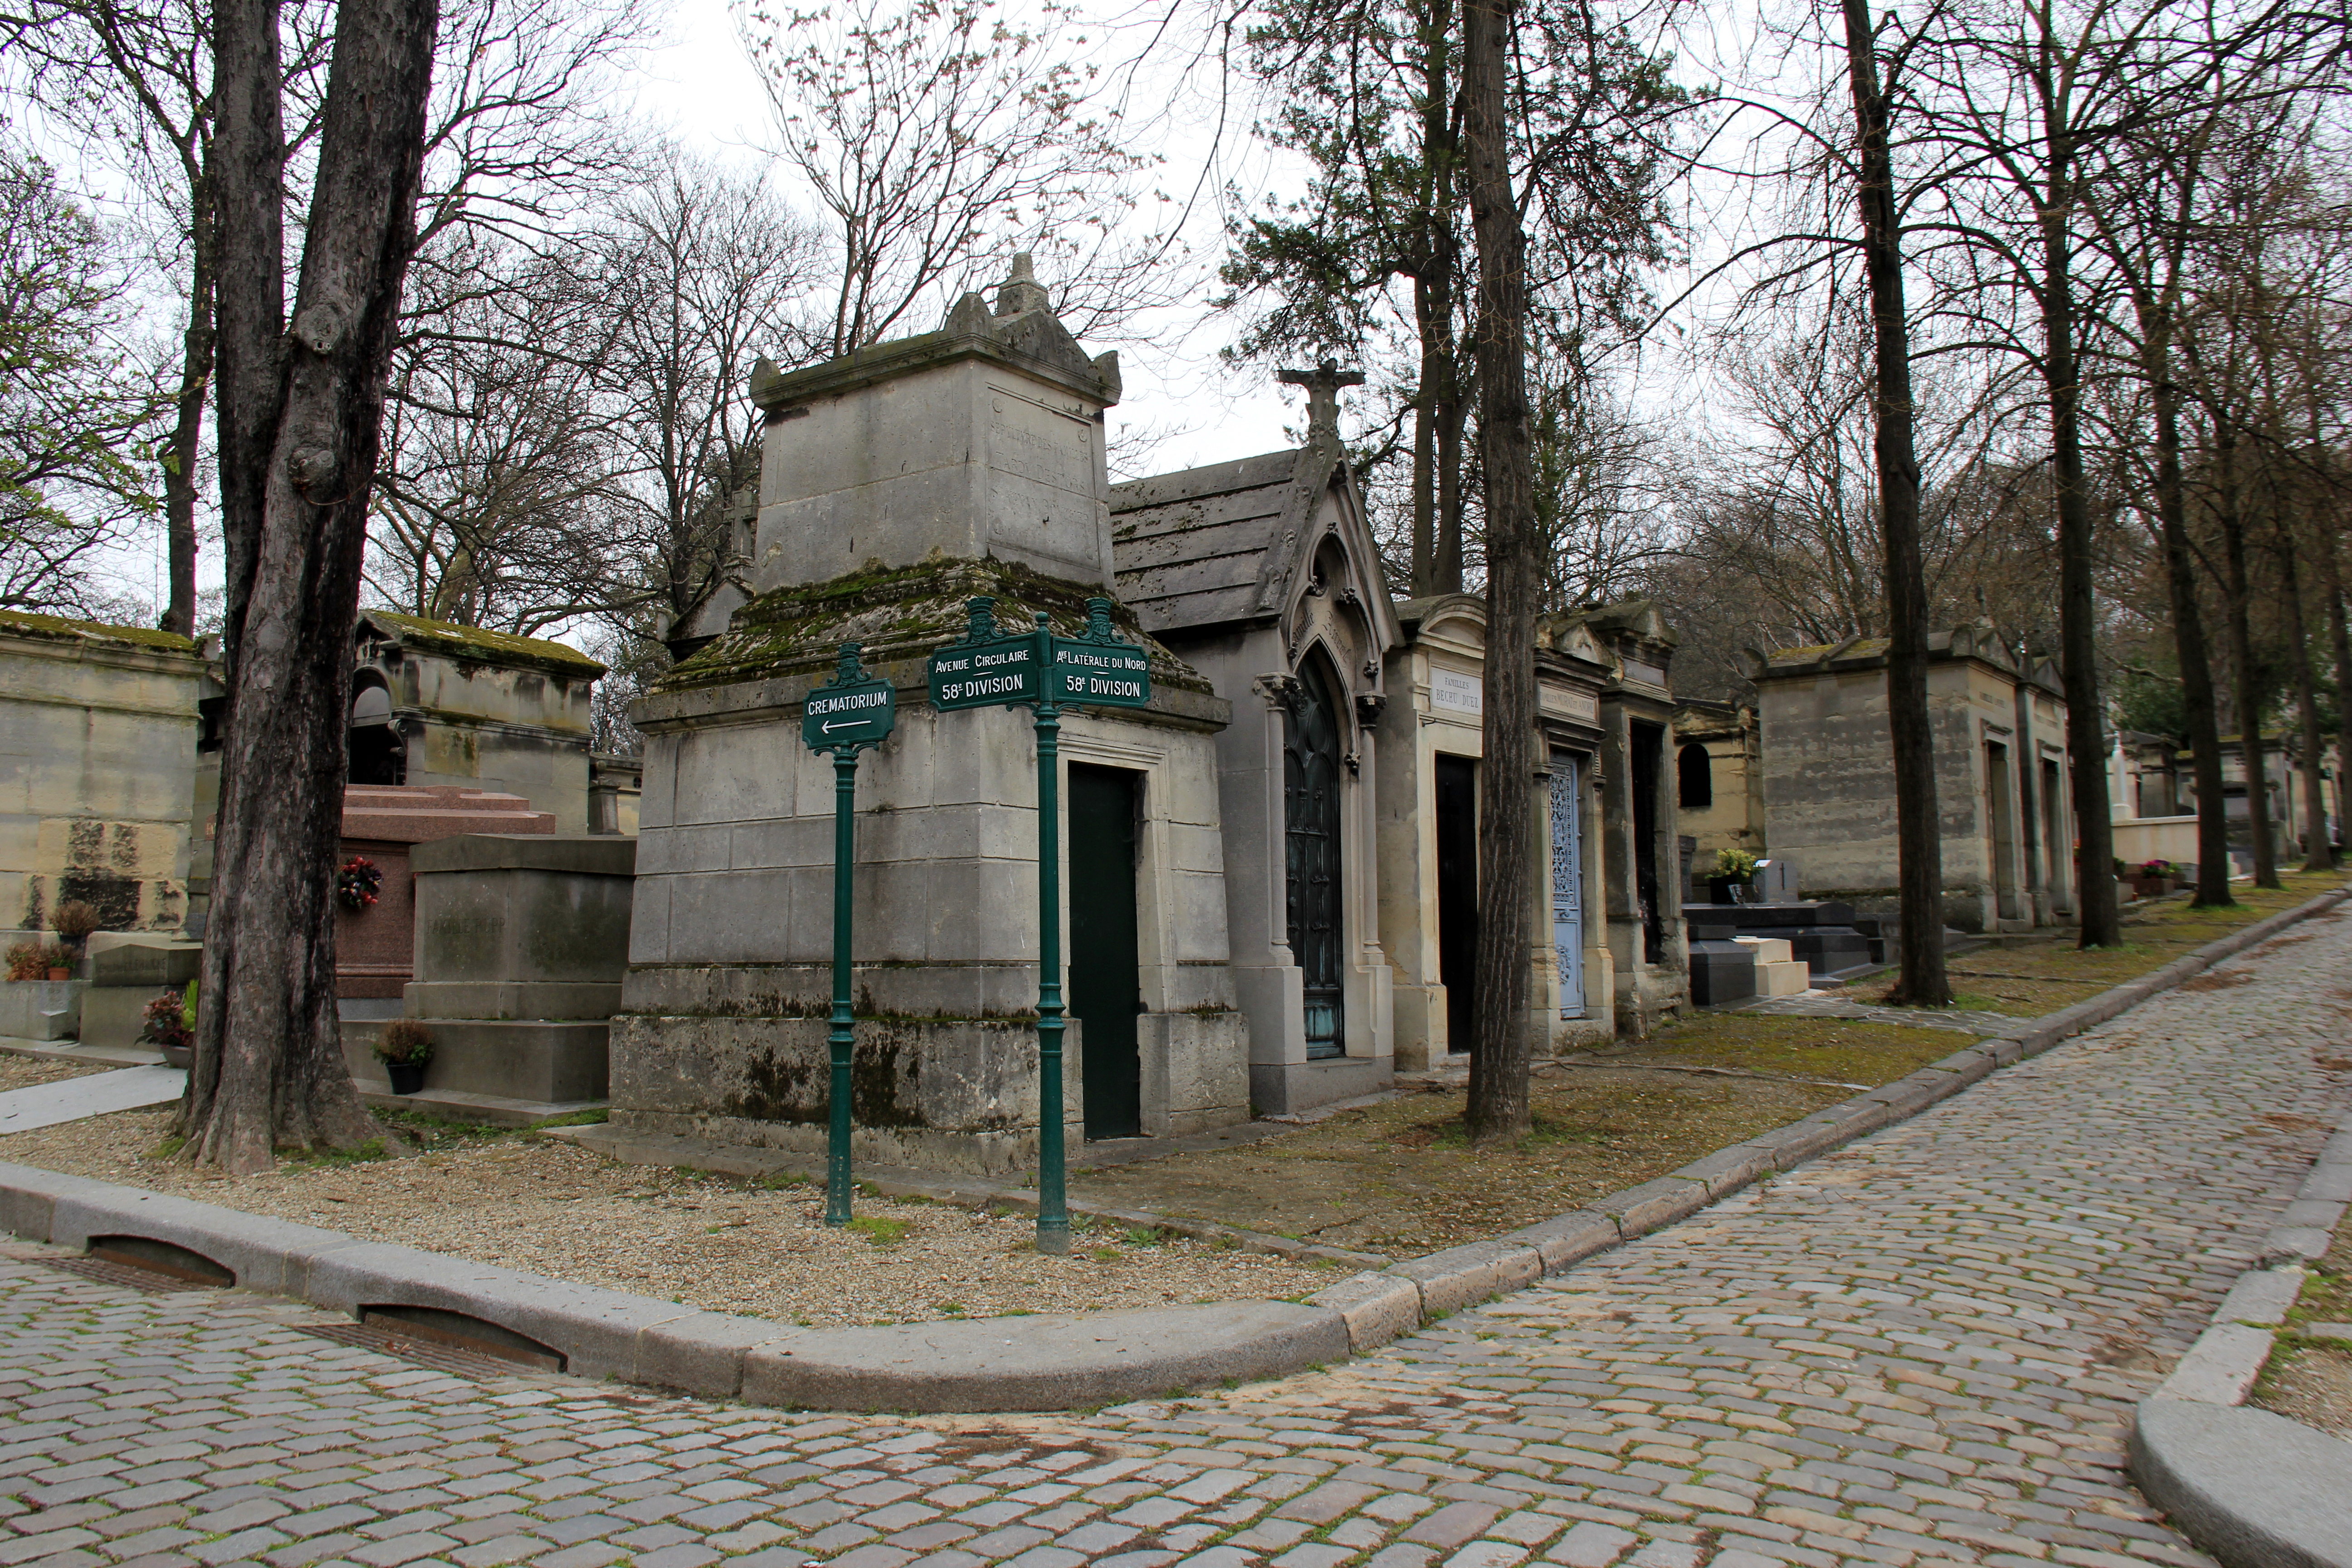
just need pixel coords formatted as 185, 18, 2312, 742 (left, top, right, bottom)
802, 644, 896, 1225
926, 596, 1150, 1254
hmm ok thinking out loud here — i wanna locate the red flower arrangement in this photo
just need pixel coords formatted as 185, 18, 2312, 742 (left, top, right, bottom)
337, 856, 385, 910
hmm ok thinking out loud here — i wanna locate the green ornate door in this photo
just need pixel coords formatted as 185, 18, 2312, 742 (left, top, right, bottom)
1285, 666, 1345, 1058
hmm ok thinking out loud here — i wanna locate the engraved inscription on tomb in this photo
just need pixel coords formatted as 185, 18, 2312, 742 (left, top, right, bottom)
988, 387, 1092, 495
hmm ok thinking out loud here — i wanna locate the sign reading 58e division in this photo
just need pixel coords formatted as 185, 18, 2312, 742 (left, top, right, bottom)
1051, 640, 1150, 707
929, 636, 1040, 710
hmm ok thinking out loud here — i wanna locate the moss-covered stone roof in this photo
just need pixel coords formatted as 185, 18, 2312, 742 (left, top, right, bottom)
0, 608, 199, 655
657, 555, 1211, 697
359, 610, 606, 677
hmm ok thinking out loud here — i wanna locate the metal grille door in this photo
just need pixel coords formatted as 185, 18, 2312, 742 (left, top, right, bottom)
1551, 753, 1585, 1017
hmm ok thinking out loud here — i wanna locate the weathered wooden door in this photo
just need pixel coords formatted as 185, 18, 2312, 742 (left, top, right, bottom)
1435, 753, 1479, 1054
1284, 668, 1346, 1058
1550, 752, 1584, 1017
1068, 764, 1142, 1137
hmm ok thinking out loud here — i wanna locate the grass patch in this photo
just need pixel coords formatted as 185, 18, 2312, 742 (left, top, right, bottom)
845, 1215, 911, 1245
283, 1138, 390, 1170
1613, 1009, 1976, 1083
527, 1107, 610, 1130
147, 1134, 186, 1161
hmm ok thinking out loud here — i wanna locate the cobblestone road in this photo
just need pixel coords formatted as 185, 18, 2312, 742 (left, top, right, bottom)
3, 910, 2348, 1568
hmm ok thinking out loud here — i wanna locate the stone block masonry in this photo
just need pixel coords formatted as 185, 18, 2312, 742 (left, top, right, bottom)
0, 610, 206, 935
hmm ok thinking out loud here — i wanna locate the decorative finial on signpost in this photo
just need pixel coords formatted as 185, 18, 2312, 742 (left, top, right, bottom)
962, 597, 998, 644
1084, 597, 1117, 642
834, 642, 867, 685
1277, 359, 1367, 448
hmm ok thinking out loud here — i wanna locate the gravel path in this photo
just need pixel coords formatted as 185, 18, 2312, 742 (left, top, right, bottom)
0, 1111, 1332, 1328
0, 903, 2345, 1568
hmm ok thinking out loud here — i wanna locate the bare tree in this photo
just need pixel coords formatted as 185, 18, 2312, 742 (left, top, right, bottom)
0, 136, 166, 613
741, 0, 1172, 356
186, 0, 439, 1171
597, 156, 820, 647
370, 229, 627, 630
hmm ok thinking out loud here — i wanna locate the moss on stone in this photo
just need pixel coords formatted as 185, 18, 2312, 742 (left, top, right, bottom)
360, 609, 606, 676
654, 554, 1212, 697
0, 609, 199, 655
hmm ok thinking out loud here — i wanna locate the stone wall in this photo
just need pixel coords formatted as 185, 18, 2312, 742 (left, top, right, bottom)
0, 612, 205, 935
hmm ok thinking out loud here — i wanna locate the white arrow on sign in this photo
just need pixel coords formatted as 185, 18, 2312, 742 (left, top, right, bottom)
822, 717, 872, 733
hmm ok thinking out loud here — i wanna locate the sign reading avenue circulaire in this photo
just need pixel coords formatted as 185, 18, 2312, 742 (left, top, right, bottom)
927, 636, 1040, 710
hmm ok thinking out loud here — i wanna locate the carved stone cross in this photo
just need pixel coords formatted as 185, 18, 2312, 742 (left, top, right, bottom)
1277, 360, 1366, 447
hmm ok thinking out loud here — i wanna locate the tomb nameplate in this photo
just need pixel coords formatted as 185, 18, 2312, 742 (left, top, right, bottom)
1432, 669, 1482, 715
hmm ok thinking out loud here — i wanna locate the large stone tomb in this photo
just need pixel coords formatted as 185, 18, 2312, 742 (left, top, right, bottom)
609, 256, 1250, 1175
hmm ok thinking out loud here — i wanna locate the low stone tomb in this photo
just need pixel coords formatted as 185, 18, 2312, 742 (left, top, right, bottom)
335, 785, 554, 1002
1734, 936, 1811, 997
343, 833, 633, 1111
1683, 900, 1874, 981
1684, 917, 1757, 1008
77, 932, 203, 1048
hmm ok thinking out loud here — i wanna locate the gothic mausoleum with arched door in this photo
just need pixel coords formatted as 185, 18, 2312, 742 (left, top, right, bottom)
1111, 372, 1402, 1116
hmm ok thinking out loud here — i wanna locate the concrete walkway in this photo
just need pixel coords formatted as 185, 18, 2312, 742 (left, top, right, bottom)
0, 1064, 181, 1136
0, 908, 2345, 1568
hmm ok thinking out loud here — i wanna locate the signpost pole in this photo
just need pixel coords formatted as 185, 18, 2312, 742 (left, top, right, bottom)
1030, 614, 1071, 1256
825, 747, 858, 1226
801, 641, 896, 1230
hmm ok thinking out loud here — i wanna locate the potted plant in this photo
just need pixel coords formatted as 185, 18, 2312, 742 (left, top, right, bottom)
2130, 858, 2180, 899
141, 985, 195, 1069
374, 1018, 433, 1095
9, 940, 74, 982
1705, 847, 1760, 904
49, 900, 100, 962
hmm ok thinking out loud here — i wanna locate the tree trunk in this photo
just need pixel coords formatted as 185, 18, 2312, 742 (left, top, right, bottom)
1841, 0, 1949, 1006
1408, 5, 1455, 600
1436, 377, 1467, 593
2213, 436, 2278, 888
2142, 317, 2231, 906
2274, 527, 2332, 870
2033, 159, 2118, 946
2333, 578, 2352, 861
1462, 0, 1535, 1142
185, 0, 441, 1171
160, 200, 214, 638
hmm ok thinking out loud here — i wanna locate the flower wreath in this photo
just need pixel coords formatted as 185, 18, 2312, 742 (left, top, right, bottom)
337, 856, 385, 910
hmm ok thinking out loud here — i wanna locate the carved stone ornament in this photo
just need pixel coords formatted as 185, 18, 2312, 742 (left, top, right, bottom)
1253, 672, 1304, 712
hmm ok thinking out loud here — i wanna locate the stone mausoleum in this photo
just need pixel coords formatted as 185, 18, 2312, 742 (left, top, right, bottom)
1110, 370, 1402, 1115
1373, 594, 1619, 1068
1751, 624, 2077, 931
347, 611, 606, 835
608, 255, 1251, 1171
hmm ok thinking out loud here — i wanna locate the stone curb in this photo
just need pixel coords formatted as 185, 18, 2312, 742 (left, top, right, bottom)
0, 884, 2341, 1413
2127, 1096, 2352, 1568
1307, 882, 2352, 1354
0, 1161, 1348, 1412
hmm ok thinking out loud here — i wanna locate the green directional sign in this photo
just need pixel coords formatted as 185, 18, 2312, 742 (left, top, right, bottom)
927, 635, 1040, 710
802, 650, 897, 753
1051, 637, 1151, 708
